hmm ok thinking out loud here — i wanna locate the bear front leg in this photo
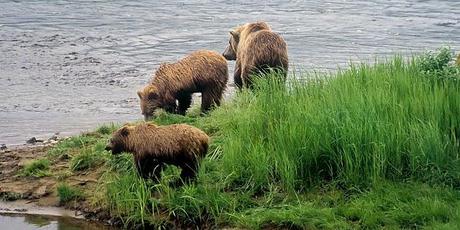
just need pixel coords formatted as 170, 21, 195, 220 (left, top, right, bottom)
180, 162, 198, 183
135, 158, 149, 179
177, 94, 192, 115
163, 103, 177, 114
200, 91, 213, 114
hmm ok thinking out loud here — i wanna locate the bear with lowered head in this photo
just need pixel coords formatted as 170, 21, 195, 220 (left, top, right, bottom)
105, 122, 209, 183
138, 50, 228, 120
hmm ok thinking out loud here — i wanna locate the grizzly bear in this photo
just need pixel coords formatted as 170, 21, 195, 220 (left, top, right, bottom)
138, 50, 228, 120
222, 21, 289, 89
105, 123, 209, 182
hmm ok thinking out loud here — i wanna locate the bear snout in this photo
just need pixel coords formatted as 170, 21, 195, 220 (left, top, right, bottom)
222, 47, 236, 60
105, 144, 112, 151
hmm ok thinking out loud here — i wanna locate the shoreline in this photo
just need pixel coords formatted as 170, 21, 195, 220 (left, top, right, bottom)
0, 142, 117, 227
0, 200, 83, 218
1, 50, 459, 229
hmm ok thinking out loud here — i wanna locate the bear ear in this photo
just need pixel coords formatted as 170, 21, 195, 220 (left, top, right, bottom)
137, 91, 143, 99
229, 30, 239, 40
147, 90, 158, 100
120, 126, 130, 137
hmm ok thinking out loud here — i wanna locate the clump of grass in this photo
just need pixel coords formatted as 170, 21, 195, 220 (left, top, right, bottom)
57, 183, 83, 204
337, 182, 460, 229
104, 169, 158, 228
48, 134, 100, 158
418, 47, 460, 81
96, 123, 119, 135
70, 148, 106, 171
106, 153, 134, 173
0, 192, 23, 201
18, 158, 50, 177
232, 203, 348, 229
153, 111, 198, 126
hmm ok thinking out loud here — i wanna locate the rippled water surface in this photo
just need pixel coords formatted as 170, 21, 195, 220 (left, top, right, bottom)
0, 0, 459, 145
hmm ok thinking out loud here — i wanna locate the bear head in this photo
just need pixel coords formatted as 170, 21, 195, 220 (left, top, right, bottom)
105, 125, 134, 154
222, 30, 239, 60
138, 85, 160, 121
222, 22, 271, 61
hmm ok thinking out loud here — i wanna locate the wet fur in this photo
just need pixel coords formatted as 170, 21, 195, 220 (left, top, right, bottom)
108, 123, 209, 182
138, 50, 228, 119
224, 22, 288, 89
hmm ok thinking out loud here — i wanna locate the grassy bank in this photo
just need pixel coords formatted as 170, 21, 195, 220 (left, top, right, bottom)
44, 48, 460, 229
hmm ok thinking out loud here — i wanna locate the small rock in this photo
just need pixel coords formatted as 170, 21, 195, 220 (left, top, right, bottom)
48, 135, 58, 141
26, 137, 37, 144
26, 137, 44, 144
0, 144, 6, 150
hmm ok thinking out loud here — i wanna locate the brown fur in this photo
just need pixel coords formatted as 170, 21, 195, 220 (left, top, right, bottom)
138, 50, 228, 120
223, 22, 289, 89
105, 123, 209, 182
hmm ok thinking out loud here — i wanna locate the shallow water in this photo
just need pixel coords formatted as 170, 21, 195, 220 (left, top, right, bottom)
0, 0, 459, 145
0, 214, 116, 230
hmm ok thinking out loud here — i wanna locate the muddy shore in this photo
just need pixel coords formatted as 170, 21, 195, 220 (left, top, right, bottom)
0, 143, 116, 226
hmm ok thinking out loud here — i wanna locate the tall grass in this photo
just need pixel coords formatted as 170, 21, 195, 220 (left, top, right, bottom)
85, 48, 460, 228
211, 51, 460, 192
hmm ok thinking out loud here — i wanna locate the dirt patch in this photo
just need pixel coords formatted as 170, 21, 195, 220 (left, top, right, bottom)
0, 144, 110, 223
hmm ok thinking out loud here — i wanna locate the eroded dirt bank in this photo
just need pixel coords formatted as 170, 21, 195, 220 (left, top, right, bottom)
0, 144, 114, 225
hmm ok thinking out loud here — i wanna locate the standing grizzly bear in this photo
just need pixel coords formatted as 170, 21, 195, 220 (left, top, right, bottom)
105, 123, 209, 182
138, 50, 228, 120
222, 21, 288, 89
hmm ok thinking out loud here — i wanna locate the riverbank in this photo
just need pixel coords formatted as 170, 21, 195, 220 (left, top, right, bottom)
0, 143, 115, 224
1, 48, 460, 229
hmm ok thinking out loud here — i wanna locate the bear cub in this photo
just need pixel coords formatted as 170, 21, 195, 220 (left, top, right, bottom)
105, 123, 209, 183
138, 50, 228, 120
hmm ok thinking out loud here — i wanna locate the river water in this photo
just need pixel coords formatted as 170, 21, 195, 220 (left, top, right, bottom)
0, 0, 459, 145
0, 214, 116, 230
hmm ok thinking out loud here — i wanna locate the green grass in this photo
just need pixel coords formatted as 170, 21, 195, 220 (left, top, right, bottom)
213, 49, 460, 192
57, 183, 84, 204
69, 141, 107, 171
49, 48, 460, 229
47, 134, 101, 159
18, 158, 51, 178
96, 123, 119, 135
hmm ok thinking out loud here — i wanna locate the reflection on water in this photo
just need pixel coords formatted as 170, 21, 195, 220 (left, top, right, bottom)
0, 214, 117, 230
0, 1, 459, 145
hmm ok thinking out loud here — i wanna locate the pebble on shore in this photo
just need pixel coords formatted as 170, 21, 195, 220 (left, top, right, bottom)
26, 137, 44, 144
